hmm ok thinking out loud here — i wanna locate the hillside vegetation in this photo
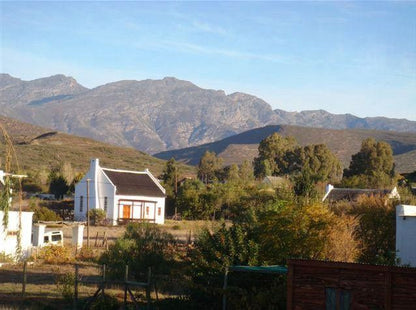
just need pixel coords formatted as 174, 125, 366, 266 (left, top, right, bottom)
0, 116, 195, 177
155, 125, 416, 173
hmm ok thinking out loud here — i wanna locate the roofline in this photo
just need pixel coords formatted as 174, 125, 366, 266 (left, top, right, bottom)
102, 167, 166, 195
101, 167, 149, 175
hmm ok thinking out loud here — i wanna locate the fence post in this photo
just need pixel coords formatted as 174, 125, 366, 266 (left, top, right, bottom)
222, 267, 229, 310
22, 261, 27, 297
73, 264, 79, 310
124, 265, 128, 309
146, 267, 151, 310
102, 264, 106, 295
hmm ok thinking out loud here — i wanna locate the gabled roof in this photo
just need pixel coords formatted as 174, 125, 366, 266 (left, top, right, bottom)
102, 169, 165, 198
323, 187, 393, 202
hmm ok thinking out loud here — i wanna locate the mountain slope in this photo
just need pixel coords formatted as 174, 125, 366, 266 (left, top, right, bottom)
154, 125, 416, 174
0, 115, 195, 177
1, 74, 415, 155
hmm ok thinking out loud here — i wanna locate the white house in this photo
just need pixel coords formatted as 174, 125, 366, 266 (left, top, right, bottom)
0, 211, 34, 260
396, 205, 416, 267
74, 159, 166, 225
322, 184, 400, 202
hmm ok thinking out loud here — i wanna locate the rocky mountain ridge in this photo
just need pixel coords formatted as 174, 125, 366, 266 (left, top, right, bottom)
1, 74, 415, 154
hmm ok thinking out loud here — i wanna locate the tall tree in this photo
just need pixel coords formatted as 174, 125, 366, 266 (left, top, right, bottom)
198, 151, 223, 184
161, 158, 178, 196
239, 160, 254, 182
343, 138, 395, 188
48, 171, 69, 200
294, 144, 342, 183
253, 133, 298, 178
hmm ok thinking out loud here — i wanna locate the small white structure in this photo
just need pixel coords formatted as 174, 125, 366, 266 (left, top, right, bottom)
74, 159, 166, 225
396, 205, 416, 267
0, 211, 33, 260
72, 224, 84, 249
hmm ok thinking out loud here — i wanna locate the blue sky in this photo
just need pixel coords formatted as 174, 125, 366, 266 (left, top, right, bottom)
1, 1, 415, 120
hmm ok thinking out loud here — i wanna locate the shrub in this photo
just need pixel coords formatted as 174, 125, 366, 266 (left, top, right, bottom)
99, 223, 176, 279
56, 272, 75, 301
88, 209, 107, 226
0, 252, 14, 263
30, 198, 62, 222
38, 245, 73, 264
76, 246, 97, 262
88, 294, 119, 310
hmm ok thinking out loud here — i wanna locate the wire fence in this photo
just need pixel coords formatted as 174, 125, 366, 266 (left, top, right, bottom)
0, 262, 153, 309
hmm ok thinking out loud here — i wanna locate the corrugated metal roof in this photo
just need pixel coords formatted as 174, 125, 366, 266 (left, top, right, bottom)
229, 265, 288, 274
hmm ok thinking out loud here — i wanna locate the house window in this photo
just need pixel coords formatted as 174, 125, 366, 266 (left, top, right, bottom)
146, 206, 149, 216
326, 288, 351, 310
80, 196, 84, 212
104, 197, 108, 212
158, 207, 161, 216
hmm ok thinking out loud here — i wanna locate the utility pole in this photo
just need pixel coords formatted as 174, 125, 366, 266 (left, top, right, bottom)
86, 178, 91, 248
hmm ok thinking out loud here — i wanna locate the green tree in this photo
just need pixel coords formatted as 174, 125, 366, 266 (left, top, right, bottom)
198, 151, 223, 184
99, 223, 176, 279
48, 171, 69, 200
161, 158, 178, 196
226, 164, 240, 183
176, 179, 206, 219
239, 160, 254, 182
343, 138, 395, 188
349, 195, 397, 265
253, 133, 298, 178
258, 201, 335, 265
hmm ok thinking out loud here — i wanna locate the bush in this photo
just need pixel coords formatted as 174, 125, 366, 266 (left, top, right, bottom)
38, 245, 73, 264
88, 294, 119, 310
88, 209, 107, 226
30, 198, 62, 222
99, 223, 176, 279
56, 272, 75, 301
76, 247, 97, 262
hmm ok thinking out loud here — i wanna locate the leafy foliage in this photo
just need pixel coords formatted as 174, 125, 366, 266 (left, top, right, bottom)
343, 138, 395, 188
88, 209, 106, 226
258, 202, 335, 264
0, 175, 12, 227
37, 245, 73, 264
55, 272, 75, 301
253, 133, 342, 187
198, 151, 223, 184
253, 133, 297, 178
99, 223, 176, 279
349, 195, 397, 265
48, 171, 69, 200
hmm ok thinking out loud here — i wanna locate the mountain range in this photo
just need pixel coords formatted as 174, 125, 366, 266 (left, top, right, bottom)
1, 73, 415, 155
154, 124, 416, 174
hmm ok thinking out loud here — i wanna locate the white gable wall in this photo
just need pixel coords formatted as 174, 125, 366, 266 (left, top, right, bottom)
0, 211, 33, 259
75, 159, 115, 221
396, 205, 416, 267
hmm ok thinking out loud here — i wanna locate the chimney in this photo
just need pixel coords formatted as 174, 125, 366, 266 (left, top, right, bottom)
325, 184, 334, 194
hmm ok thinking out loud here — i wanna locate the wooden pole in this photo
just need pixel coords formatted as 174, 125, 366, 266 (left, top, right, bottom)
73, 264, 79, 310
94, 231, 99, 247
102, 264, 106, 296
124, 265, 128, 309
222, 267, 228, 310
86, 178, 91, 248
146, 267, 152, 310
22, 261, 27, 297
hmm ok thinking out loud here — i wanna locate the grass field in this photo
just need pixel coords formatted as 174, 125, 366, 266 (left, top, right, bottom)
0, 220, 219, 308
